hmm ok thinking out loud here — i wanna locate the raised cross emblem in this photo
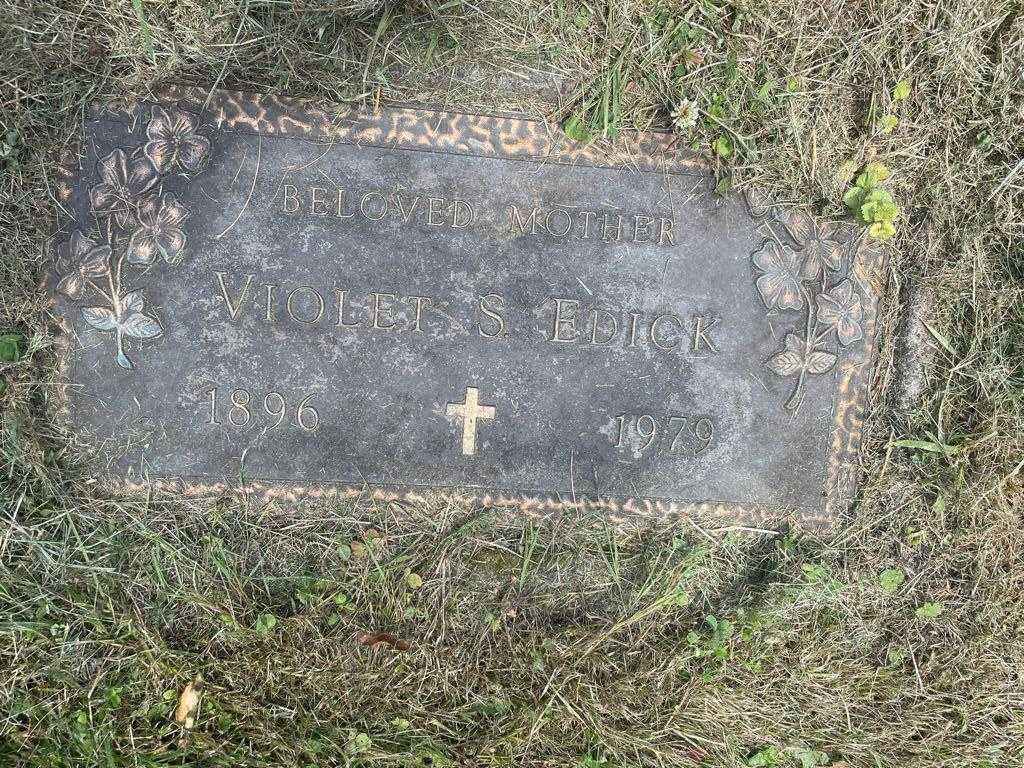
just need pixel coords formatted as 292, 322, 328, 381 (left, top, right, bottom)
446, 386, 496, 456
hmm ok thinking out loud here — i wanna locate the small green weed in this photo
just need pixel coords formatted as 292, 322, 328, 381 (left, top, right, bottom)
843, 162, 900, 240
747, 746, 783, 767
254, 612, 278, 634
0, 332, 22, 362
0, 332, 23, 395
687, 614, 734, 663
792, 746, 829, 767
578, 752, 614, 768
879, 568, 906, 593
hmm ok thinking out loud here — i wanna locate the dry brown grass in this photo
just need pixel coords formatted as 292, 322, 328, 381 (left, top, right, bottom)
1, 1, 1022, 766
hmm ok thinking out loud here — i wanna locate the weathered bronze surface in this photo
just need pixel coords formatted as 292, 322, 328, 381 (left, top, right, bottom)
48, 88, 885, 526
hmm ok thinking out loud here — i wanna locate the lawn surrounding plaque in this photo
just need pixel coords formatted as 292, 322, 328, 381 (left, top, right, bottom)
47, 87, 885, 527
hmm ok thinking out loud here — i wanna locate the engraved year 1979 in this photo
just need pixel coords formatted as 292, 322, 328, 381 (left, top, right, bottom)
611, 413, 715, 456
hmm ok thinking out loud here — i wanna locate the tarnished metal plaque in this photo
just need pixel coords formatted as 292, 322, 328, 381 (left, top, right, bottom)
48, 88, 884, 526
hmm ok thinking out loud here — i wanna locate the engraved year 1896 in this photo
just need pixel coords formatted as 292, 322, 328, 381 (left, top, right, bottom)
205, 387, 320, 431
611, 413, 714, 456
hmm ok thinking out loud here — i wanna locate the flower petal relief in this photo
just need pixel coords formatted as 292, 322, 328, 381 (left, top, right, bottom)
785, 209, 843, 279
55, 230, 112, 299
88, 149, 160, 228
144, 107, 210, 174
127, 193, 190, 266
815, 279, 863, 345
751, 241, 805, 311
58, 100, 214, 371
744, 188, 775, 220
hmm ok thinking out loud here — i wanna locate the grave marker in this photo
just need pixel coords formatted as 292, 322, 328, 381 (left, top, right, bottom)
48, 88, 885, 526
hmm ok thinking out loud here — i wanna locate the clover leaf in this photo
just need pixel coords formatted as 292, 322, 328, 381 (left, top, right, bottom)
879, 568, 905, 594
0, 333, 22, 363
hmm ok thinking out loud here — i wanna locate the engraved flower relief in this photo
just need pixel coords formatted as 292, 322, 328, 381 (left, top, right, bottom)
745, 188, 772, 219
744, 187, 785, 223
144, 106, 210, 174
815, 279, 863, 345
55, 230, 111, 300
89, 148, 160, 228
127, 193, 190, 266
56, 104, 210, 370
785, 210, 843, 278
82, 289, 163, 370
767, 333, 837, 378
750, 208, 863, 410
751, 241, 805, 310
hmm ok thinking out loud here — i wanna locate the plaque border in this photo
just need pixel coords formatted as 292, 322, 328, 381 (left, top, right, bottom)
48, 86, 887, 529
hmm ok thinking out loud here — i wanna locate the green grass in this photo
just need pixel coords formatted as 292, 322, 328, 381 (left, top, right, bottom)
2, 0, 1023, 765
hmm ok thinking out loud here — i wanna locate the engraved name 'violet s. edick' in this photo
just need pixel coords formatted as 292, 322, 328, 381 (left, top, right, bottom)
49, 89, 885, 528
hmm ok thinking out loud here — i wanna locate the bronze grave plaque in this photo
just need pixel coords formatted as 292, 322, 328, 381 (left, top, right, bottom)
48, 88, 885, 526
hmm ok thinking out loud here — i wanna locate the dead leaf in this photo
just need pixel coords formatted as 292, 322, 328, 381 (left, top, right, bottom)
173, 676, 204, 728
350, 540, 370, 561
355, 631, 412, 652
